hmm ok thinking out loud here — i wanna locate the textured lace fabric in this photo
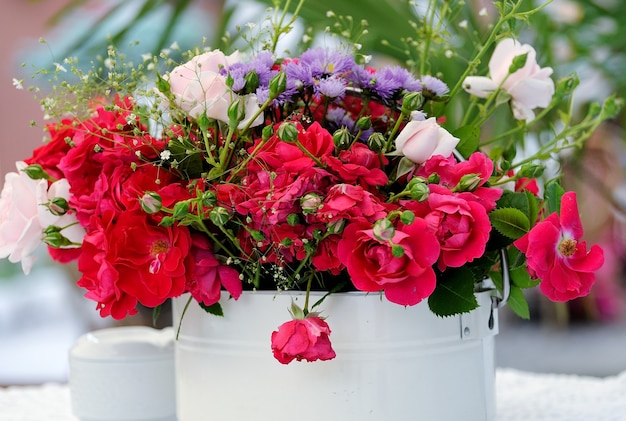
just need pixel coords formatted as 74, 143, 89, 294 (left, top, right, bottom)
2, 369, 626, 420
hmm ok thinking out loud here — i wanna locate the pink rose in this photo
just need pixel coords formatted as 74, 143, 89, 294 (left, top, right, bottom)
336, 219, 440, 306
165, 50, 262, 128
404, 185, 493, 271
394, 117, 459, 164
463, 38, 555, 120
271, 316, 336, 364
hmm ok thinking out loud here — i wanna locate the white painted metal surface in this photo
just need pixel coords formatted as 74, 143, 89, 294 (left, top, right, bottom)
173, 290, 498, 421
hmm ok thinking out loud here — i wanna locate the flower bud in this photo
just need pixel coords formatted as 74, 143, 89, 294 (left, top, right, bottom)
508, 52, 529, 74
140, 191, 163, 214
427, 173, 440, 184
160, 216, 175, 227
277, 122, 299, 143
367, 132, 386, 152
244, 70, 260, 94
453, 173, 482, 192
391, 244, 405, 258
286, 213, 299, 226
401, 91, 423, 114
400, 210, 415, 225
201, 191, 217, 207
209, 206, 230, 226
22, 164, 51, 181
227, 99, 245, 124
42, 231, 72, 248
172, 201, 190, 218
262, 124, 274, 141
269, 71, 287, 99
300, 193, 322, 214
48, 197, 69, 216
356, 116, 371, 130
327, 218, 345, 235
410, 182, 430, 201
518, 163, 544, 179
333, 127, 351, 150
373, 219, 395, 242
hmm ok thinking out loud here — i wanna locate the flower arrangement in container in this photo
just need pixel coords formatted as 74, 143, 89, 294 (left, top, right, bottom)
1, 0, 620, 366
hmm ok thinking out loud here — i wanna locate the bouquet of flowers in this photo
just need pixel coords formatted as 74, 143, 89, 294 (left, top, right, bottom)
1, 0, 620, 364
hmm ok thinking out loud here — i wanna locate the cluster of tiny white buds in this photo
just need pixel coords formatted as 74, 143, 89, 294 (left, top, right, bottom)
170, 41, 180, 51
459, 20, 468, 29
479, 8, 488, 17
53, 62, 67, 73
12, 78, 23, 90
160, 150, 172, 161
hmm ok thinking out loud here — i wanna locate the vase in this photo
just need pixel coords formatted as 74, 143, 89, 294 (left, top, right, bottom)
172, 289, 498, 421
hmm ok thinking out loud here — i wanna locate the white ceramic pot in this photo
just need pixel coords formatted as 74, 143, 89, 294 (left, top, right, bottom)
69, 326, 177, 421
173, 290, 498, 421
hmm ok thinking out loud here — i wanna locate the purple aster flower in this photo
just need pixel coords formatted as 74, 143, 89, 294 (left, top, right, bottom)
421, 75, 449, 97
371, 66, 422, 100
299, 47, 355, 77
350, 65, 376, 90
316, 76, 346, 99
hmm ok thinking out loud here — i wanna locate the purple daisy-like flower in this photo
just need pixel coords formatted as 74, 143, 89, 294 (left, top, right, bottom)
299, 47, 355, 78
372, 66, 422, 100
350, 65, 376, 90
316, 76, 346, 99
421, 75, 449, 97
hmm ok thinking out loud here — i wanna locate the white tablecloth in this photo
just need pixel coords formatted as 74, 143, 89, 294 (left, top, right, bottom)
2, 368, 626, 420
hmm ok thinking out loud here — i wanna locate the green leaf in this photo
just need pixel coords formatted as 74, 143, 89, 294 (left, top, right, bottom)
199, 302, 224, 317
510, 265, 540, 289
453, 125, 480, 158
428, 268, 479, 317
489, 208, 530, 239
505, 286, 531, 319
544, 182, 565, 215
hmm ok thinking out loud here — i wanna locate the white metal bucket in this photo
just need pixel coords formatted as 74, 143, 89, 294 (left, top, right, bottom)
173, 290, 498, 421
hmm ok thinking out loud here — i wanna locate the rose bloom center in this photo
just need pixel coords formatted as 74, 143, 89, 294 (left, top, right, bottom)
558, 238, 577, 257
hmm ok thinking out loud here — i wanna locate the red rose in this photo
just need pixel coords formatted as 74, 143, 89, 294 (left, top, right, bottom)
271, 316, 336, 364
185, 233, 242, 306
337, 218, 440, 306
78, 209, 191, 318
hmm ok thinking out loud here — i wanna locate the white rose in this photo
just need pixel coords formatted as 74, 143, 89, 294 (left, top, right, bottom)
165, 50, 263, 129
0, 162, 85, 274
463, 38, 555, 120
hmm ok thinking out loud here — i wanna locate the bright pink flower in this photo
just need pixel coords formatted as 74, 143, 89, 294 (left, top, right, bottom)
318, 184, 391, 224
271, 316, 336, 364
336, 218, 440, 306
324, 143, 388, 188
404, 185, 493, 271
185, 233, 242, 306
514, 192, 604, 301
417, 152, 502, 211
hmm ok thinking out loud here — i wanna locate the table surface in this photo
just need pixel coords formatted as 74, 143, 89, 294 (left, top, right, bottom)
2, 368, 626, 420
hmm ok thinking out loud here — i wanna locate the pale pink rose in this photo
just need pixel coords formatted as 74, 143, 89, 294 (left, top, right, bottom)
0, 162, 85, 274
463, 38, 555, 121
0, 162, 49, 274
394, 117, 459, 164
165, 50, 262, 129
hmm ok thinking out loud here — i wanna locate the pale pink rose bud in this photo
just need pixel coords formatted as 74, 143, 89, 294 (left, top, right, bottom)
394, 117, 459, 164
